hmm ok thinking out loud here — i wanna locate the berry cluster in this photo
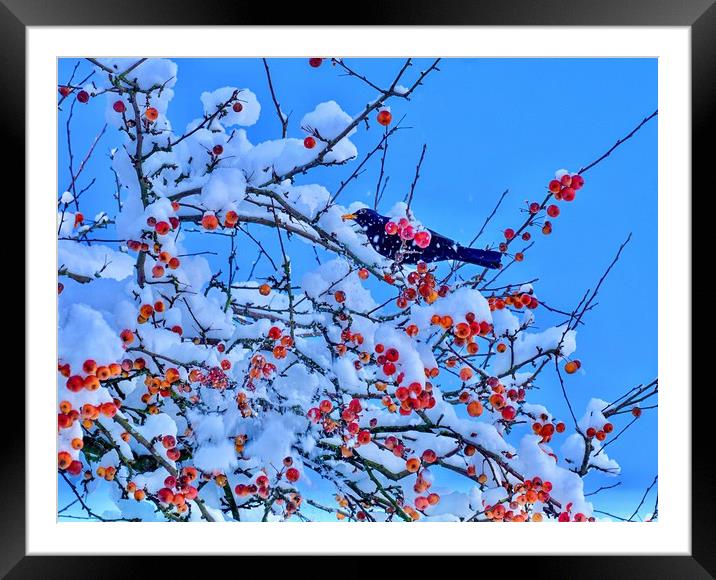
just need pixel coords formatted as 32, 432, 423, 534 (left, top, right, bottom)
384, 218, 432, 248
396, 262, 448, 308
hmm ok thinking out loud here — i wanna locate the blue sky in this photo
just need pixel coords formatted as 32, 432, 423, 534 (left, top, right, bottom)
58, 57, 657, 520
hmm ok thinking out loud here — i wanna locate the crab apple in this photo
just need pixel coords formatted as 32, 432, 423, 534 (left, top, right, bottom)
100, 402, 118, 417
415, 496, 430, 511
399, 224, 415, 241
632, 406, 642, 418
225, 210, 239, 227
82, 359, 97, 374
77, 90, 90, 103
268, 326, 282, 340
157, 488, 174, 504
514, 252, 524, 262
546, 204, 560, 218
489, 393, 505, 409
309, 58, 323, 67
303, 136, 316, 149
171, 325, 183, 335
454, 322, 471, 339
59, 85, 72, 97
357, 430, 372, 445
259, 284, 271, 296
406, 457, 421, 473
145, 107, 159, 121
542, 221, 553, 235
467, 400, 483, 417
548, 179, 562, 193
603, 422, 614, 434
564, 360, 581, 374
96, 366, 111, 380
58, 414, 72, 429
414, 230, 431, 248
152, 264, 165, 278
166, 448, 181, 461
66, 375, 84, 392
212, 144, 224, 156
459, 367, 473, 381
572, 174, 585, 190
385, 348, 400, 362
228, 100, 243, 113
162, 435, 176, 449
84, 375, 100, 391
377, 110, 392, 126
384, 221, 398, 235
561, 187, 576, 202
504, 228, 516, 241
501, 405, 517, 421
421, 449, 437, 464
113, 100, 126, 113
58, 451, 73, 470
586, 427, 597, 438
334, 290, 346, 303
285, 467, 300, 483
201, 212, 219, 230
555, 422, 566, 433
67, 460, 83, 476
595, 430, 606, 441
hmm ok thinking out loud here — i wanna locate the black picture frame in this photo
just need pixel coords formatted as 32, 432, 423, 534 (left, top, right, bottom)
5, 0, 709, 576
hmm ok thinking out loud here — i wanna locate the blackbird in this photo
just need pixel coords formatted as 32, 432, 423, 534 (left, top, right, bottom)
342, 208, 502, 268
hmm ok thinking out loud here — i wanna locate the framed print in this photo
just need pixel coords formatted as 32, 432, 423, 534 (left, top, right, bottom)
6, 0, 712, 576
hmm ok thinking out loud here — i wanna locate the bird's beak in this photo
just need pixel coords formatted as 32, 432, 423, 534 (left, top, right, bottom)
341, 213, 357, 222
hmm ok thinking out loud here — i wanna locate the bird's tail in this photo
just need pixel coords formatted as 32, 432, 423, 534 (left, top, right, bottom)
453, 246, 502, 269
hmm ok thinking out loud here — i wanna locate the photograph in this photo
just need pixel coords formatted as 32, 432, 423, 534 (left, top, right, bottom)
55, 56, 659, 525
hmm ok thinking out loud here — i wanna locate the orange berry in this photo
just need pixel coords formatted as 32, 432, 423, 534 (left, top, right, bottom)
467, 400, 483, 417
405, 457, 421, 473
58, 451, 72, 470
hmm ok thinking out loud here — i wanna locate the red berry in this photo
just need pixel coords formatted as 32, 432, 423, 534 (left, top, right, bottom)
548, 179, 562, 193
285, 467, 300, 483
547, 204, 560, 218
309, 58, 323, 68
59, 86, 72, 97
212, 144, 224, 156
504, 228, 515, 240
113, 100, 126, 113
304, 136, 316, 149
77, 90, 90, 103
377, 110, 392, 126
572, 174, 585, 190
232, 102, 243, 113
529, 202, 540, 214
561, 187, 576, 202
501, 405, 517, 421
